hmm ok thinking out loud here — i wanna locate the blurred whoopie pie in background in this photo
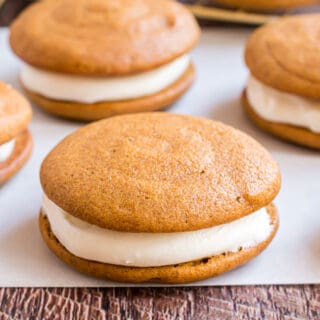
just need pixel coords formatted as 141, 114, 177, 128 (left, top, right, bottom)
0, 81, 32, 184
243, 14, 320, 149
9, 0, 200, 121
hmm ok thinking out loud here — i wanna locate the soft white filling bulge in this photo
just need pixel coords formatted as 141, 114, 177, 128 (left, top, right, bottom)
0, 139, 15, 162
42, 194, 273, 267
20, 55, 190, 103
247, 75, 320, 133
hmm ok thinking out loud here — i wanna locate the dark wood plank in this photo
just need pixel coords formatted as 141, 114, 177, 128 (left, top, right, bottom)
0, 286, 319, 319
0, 0, 33, 26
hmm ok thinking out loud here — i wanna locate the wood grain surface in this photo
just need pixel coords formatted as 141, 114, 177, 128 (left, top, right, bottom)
0, 286, 319, 319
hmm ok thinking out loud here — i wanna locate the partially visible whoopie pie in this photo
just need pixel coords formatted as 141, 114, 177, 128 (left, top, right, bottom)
215, 0, 318, 11
39, 113, 281, 283
243, 14, 320, 149
0, 82, 32, 184
10, 0, 200, 121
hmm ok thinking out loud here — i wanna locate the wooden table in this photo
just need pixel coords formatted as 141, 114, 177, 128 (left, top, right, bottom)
1, 286, 319, 319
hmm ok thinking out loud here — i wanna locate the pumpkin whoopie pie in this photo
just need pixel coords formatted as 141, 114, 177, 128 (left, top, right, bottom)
9, 0, 200, 121
215, 0, 318, 11
0, 82, 32, 184
39, 113, 281, 283
243, 14, 320, 149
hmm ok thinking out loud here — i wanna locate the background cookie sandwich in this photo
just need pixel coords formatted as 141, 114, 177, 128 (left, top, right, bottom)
214, 0, 318, 12
10, 0, 200, 121
39, 113, 281, 283
243, 14, 320, 149
0, 81, 32, 184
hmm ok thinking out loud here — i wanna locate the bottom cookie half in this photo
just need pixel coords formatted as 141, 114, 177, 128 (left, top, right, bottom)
39, 204, 278, 284
242, 91, 320, 150
24, 64, 195, 122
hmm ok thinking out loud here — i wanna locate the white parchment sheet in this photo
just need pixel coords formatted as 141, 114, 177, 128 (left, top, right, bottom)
0, 28, 319, 286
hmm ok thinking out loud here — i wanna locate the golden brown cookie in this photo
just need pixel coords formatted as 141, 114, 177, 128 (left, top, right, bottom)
40, 113, 280, 233
242, 91, 320, 149
22, 63, 195, 121
0, 82, 32, 144
245, 14, 320, 99
10, 0, 199, 75
0, 130, 33, 184
39, 203, 279, 283
243, 14, 320, 148
0, 81, 32, 184
215, 0, 318, 11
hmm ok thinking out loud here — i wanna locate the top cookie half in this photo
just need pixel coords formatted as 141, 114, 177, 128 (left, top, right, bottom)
245, 14, 320, 99
10, 0, 200, 76
40, 113, 281, 233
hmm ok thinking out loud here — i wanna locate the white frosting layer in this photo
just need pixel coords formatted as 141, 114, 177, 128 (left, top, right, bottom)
20, 55, 190, 103
247, 75, 320, 133
43, 194, 273, 267
0, 139, 15, 162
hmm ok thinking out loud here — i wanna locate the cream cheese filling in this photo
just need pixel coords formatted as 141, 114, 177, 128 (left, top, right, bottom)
247, 75, 320, 133
42, 194, 273, 267
20, 55, 190, 104
0, 139, 15, 162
